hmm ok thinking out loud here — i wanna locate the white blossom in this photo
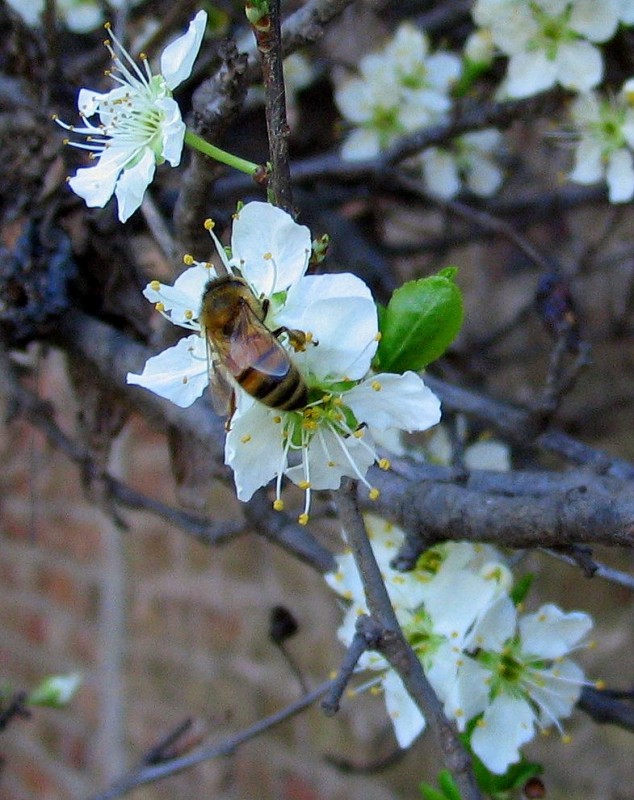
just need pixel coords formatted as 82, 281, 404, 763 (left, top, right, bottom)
127, 203, 441, 522
446, 599, 593, 773
472, 0, 620, 97
418, 128, 504, 199
568, 82, 634, 202
55, 11, 207, 221
326, 518, 512, 748
335, 23, 461, 160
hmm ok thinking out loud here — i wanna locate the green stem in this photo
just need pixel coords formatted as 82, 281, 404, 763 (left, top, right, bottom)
184, 130, 260, 176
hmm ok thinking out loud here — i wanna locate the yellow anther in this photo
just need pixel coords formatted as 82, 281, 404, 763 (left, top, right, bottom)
562, 734, 572, 745
595, 679, 606, 690
204, 218, 215, 230
476, 718, 486, 728
62, 137, 70, 146
272, 415, 282, 424
369, 488, 380, 500
305, 331, 314, 343
184, 309, 193, 320
371, 380, 382, 391
183, 254, 194, 265
353, 429, 364, 439
298, 480, 311, 490
273, 499, 284, 511
298, 513, 309, 526
263, 252, 273, 260
139, 52, 147, 61
155, 302, 165, 312
454, 707, 464, 717
103, 21, 111, 30
370, 686, 381, 696
150, 280, 161, 291
327, 460, 336, 467
240, 434, 252, 444
374, 331, 382, 341
378, 458, 391, 470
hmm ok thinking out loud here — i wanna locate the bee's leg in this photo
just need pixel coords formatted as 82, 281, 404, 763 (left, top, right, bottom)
225, 390, 237, 431
271, 326, 317, 352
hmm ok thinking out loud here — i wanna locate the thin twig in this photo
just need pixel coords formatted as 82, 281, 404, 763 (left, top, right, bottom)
87, 680, 334, 800
252, 0, 294, 212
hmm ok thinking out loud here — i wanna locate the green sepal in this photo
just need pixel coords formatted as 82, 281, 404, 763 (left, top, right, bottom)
453, 59, 491, 97
374, 269, 463, 373
419, 770, 462, 800
510, 573, 534, 606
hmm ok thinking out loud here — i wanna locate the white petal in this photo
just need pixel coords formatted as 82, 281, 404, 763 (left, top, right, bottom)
325, 552, 366, 606
569, 138, 604, 185
471, 696, 536, 774
606, 148, 634, 202
279, 274, 378, 382
160, 10, 207, 90
114, 148, 156, 222
230, 202, 311, 295
621, 0, 634, 24
156, 96, 186, 166
556, 40, 603, 92
569, 0, 619, 42
421, 148, 461, 199
225, 399, 286, 501
63, 3, 103, 32
335, 78, 373, 124
504, 51, 558, 98
345, 372, 441, 433
126, 334, 208, 407
531, 660, 585, 723
519, 604, 592, 658
466, 154, 503, 197
77, 88, 110, 117
425, 52, 462, 91
422, 570, 503, 640
68, 154, 123, 209
340, 128, 383, 161
442, 656, 491, 728
143, 264, 210, 328
382, 669, 426, 748
285, 427, 376, 490
464, 440, 510, 471
465, 594, 517, 652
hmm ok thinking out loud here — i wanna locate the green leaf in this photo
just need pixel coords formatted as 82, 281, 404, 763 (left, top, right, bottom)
438, 770, 463, 800
510, 573, 534, 606
374, 271, 463, 373
419, 771, 463, 800
419, 784, 451, 800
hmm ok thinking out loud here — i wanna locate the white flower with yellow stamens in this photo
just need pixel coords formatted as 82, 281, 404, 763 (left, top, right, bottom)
55, 10, 207, 221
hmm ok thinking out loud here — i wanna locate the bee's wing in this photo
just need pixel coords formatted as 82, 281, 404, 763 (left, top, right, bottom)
204, 332, 235, 416
226, 304, 290, 377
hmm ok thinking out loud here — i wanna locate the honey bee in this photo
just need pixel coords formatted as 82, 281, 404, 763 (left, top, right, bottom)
200, 274, 308, 415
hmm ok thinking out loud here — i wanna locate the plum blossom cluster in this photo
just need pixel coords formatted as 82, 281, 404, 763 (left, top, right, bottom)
568, 78, 634, 202
471, 0, 627, 99
55, 11, 208, 222
127, 202, 441, 523
334, 23, 504, 200
326, 515, 595, 775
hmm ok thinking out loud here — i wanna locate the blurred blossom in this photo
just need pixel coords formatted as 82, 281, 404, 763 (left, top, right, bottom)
568, 81, 634, 202
335, 23, 461, 161
472, 0, 620, 98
